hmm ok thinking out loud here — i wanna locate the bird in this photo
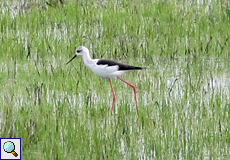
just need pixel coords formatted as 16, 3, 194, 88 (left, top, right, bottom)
66, 46, 144, 116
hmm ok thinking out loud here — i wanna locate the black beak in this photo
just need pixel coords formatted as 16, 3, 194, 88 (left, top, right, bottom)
66, 55, 77, 65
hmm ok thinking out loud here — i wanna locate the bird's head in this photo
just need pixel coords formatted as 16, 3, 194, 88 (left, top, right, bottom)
66, 46, 89, 65
75, 46, 89, 56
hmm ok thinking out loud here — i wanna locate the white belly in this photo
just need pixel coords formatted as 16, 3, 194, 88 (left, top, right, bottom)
87, 63, 128, 79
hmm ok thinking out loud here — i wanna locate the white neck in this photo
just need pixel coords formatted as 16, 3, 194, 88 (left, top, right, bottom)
81, 51, 94, 66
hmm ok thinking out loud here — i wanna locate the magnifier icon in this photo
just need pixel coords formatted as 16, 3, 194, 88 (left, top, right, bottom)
3, 141, 18, 157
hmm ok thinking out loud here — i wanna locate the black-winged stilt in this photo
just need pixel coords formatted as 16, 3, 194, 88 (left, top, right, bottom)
66, 46, 144, 115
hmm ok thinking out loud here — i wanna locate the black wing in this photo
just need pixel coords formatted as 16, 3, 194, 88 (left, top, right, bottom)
96, 59, 143, 70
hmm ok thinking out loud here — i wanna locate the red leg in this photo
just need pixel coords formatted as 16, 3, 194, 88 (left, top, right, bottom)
109, 79, 116, 114
117, 77, 139, 116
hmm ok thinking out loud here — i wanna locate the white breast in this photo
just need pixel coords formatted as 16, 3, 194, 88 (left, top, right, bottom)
85, 60, 128, 79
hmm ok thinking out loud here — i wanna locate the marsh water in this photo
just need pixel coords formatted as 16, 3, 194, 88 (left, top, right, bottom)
1, 0, 230, 159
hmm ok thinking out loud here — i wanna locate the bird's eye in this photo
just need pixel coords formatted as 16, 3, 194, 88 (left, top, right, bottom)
77, 49, 82, 53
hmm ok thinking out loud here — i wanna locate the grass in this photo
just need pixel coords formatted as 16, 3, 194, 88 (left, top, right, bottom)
0, 0, 230, 159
